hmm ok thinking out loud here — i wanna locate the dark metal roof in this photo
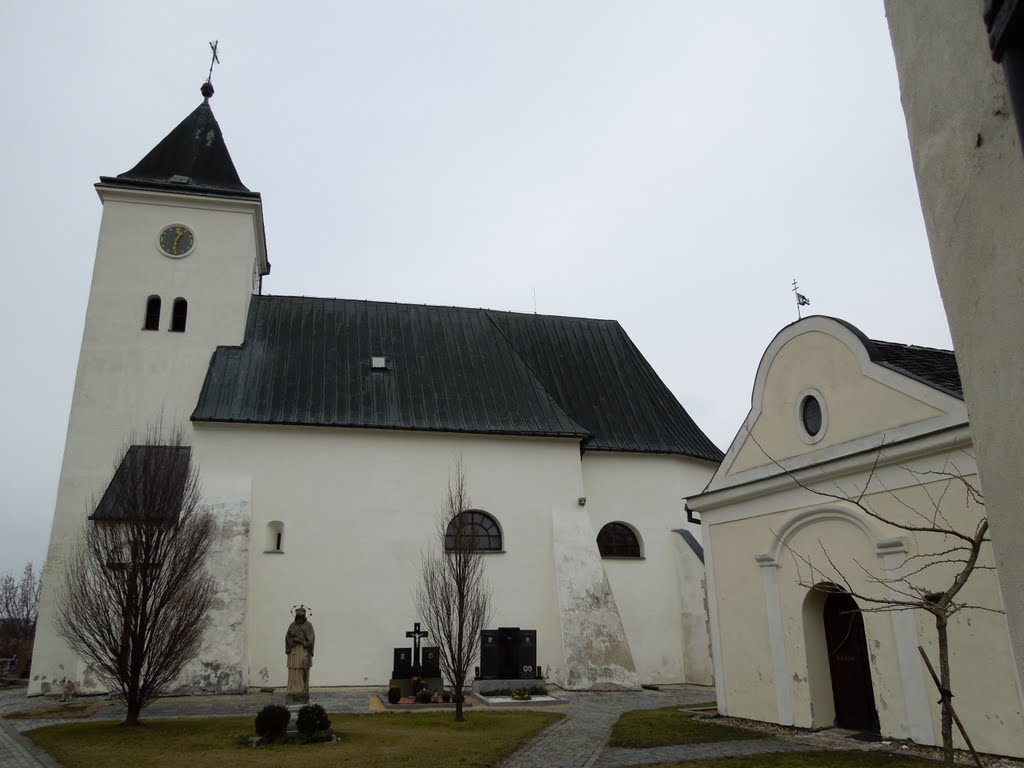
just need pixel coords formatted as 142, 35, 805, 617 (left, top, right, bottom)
91, 446, 191, 521
99, 100, 258, 199
867, 339, 963, 400
193, 296, 724, 460
486, 310, 724, 459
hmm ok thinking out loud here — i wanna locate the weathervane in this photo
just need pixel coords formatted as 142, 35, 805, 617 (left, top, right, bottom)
202, 40, 220, 100
792, 279, 811, 319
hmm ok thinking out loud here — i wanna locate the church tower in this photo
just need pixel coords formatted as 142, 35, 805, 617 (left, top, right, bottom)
30, 82, 268, 695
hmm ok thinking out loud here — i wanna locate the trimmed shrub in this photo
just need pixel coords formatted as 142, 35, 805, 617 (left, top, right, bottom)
296, 703, 331, 735
387, 685, 402, 704
441, 689, 452, 703
415, 687, 433, 704
254, 704, 290, 738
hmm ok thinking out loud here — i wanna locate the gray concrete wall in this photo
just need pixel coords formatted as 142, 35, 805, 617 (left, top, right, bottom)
885, 0, 1024, 695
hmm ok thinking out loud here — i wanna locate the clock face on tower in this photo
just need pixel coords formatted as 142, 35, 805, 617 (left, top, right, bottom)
158, 224, 195, 257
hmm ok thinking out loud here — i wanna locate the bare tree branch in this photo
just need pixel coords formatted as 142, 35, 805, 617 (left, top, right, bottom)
54, 423, 216, 725
413, 458, 492, 722
0, 562, 42, 672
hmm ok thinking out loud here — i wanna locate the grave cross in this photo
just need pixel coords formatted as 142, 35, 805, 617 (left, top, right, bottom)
405, 621, 429, 671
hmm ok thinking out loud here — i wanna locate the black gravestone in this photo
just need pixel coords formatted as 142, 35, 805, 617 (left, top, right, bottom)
479, 630, 499, 679
498, 627, 519, 679
518, 629, 537, 679
392, 647, 412, 679
422, 646, 441, 676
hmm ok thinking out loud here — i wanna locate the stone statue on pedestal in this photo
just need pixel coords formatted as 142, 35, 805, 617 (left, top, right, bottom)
285, 606, 315, 704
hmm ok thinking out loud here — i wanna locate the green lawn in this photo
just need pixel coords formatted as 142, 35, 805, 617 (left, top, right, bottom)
27, 710, 562, 768
643, 751, 936, 768
609, 707, 761, 748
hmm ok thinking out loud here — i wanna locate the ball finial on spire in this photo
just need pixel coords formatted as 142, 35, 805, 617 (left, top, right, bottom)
201, 81, 215, 100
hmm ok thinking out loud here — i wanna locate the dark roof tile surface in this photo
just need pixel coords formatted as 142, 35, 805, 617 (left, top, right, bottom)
193, 296, 723, 461
100, 100, 256, 198
868, 339, 963, 399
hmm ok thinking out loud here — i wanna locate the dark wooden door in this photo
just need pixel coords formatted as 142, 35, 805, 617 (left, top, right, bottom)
823, 592, 879, 731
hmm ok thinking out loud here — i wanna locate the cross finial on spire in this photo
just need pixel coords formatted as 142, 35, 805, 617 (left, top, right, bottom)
201, 40, 220, 100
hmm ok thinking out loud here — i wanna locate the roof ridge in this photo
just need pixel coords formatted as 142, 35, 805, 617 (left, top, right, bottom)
870, 337, 955, 355
257, 293, 617, 324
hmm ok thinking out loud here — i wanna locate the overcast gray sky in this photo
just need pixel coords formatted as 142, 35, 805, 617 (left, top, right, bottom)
0, 2, 951, 575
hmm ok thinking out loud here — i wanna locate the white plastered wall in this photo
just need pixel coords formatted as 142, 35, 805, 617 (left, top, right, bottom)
885, 0, 1024, 699
192, 425, 587, 690
31, 186, 264, 695
581, 452, 716, 685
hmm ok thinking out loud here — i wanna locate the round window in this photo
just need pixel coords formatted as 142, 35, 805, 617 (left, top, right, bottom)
801, 395, 823, 437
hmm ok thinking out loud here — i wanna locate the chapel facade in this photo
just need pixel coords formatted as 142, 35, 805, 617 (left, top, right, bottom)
30, 85, 721, 696
688, 316, 1024, 757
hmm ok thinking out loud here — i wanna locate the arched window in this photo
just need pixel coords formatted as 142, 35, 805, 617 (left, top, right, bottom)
266, 521, 284, 553
445, 510, 502, 552
170, 298, 188, 332
597, 522, 642, 558
143, 296, 161, 331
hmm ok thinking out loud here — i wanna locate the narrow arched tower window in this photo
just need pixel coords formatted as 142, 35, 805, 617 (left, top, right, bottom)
143, 296, 161, 331
171, 298, 188, 333
266, 521, 285, 553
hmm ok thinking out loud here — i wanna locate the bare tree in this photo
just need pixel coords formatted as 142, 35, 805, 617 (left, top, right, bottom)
414, 459, 492, 722
55, 424, 216, 725
0, 562, 42, 661
764, 439, 994, 766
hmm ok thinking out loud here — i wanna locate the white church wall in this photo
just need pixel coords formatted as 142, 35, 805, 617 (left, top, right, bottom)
31, 188, 264, 696
581, 452, 715, 685
672, 533, 714, 686
552, 504, 640, 690
174, 475, 252, 693
191, 424, 585, 690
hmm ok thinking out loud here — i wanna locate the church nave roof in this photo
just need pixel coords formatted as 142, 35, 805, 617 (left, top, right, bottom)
192, 296, 724, 461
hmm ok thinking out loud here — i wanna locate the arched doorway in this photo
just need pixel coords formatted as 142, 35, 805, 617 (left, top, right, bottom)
823, 590, 879, 732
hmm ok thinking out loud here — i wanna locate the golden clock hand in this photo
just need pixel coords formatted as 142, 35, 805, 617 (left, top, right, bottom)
173, 229, 182, 254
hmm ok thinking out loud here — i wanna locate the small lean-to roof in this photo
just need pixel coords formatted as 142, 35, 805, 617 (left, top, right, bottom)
193, 296, 723, 460
98, 98, 258, 199
91, 446, 191, 521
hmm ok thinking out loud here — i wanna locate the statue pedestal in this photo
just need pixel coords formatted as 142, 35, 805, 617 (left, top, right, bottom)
285, 704, 304, 734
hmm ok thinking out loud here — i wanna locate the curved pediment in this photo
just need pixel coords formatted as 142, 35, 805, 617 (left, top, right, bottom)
704, 316, 966, 494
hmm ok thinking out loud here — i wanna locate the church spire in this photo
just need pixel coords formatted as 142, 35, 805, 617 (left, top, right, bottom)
100, 43, 256, 198
106, 99, 251, 195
